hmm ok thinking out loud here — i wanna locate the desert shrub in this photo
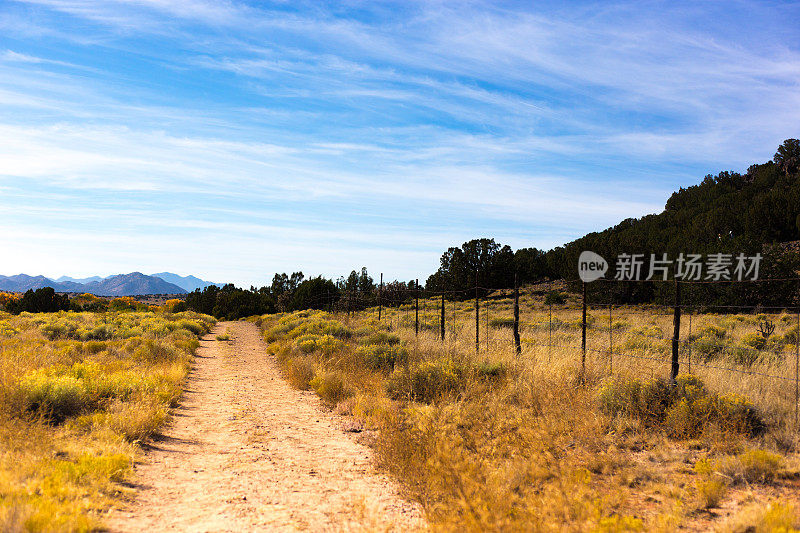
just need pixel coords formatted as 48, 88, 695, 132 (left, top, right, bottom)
741, 332, 766, 350
694, 457, 727, 508
715, 449, 783, 484
697, 477, 727, 508
285, 358, 315, 390
176, 319, 206, 336
315, 334, 344, 355
724, 501, 800, 532
728, 345, 760, 366
629, 325, 664, 338
19, 372, 87, 422
295, 334, 320, 353
82, 324, 113, 341
699, 325, 726, 339
544, 290, 567, 305
355, 343, 408, 371
476, 361, 507, 379
599, 378, 674, 426
489, 317, 515, 328
131, 339, 183, 362
600, 375, 764, 438
99, 399, 168, 442
387, 359, 469, 403
364, 331, 401, 346
322, 322, 352, 339
692, 336, 726, 361
310, 372, 353, 404
783, 325, 800, 345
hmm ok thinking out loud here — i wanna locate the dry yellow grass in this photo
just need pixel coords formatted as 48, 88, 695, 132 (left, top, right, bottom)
258, 290, 800, 531
0, 310, 214, 532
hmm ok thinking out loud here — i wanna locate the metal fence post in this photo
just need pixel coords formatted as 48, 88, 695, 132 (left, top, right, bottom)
378, 273, 383, 321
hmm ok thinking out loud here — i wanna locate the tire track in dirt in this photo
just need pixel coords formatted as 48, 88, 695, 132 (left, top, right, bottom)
106, 321, 424, 532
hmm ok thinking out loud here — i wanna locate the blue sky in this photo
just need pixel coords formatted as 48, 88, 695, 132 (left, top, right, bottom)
1, 0, 798, 286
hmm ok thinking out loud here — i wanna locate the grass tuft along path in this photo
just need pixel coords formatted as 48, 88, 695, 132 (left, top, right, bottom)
106, 321, 423, 532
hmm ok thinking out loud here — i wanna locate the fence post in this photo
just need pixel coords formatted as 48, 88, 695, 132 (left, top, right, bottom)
548, 300, 552, 364
475, 273, 480, 354
378, 273, 383, 321
415, 279, 419, 336
672, 279, 682, 382
581, 281, 587, 377
485, 302, 489, 352
608, 301, 613, 376
687, 312, 692, 374
440, 292, 445, 342
513, 273, 521, 356
795, 306, 799, 430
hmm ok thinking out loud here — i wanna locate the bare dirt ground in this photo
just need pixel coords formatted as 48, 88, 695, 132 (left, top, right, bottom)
105, 321, 424, 532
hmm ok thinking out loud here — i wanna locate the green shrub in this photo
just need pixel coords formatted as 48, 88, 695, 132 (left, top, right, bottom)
355, 343, 408, 371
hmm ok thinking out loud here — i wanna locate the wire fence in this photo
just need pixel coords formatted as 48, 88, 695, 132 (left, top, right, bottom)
300, 275, 800, 431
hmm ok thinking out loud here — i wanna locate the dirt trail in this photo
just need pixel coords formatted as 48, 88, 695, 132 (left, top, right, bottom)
106, 321, 424, 532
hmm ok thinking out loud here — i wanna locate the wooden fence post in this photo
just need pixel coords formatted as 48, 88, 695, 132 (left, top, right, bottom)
475, 273, 480, 354
378, 273, 383, 321
608, 301, 613, 376
415, 279, 419, 337
581, 281, 587, 377
795, 306, 799, 430
513, 273, 521, 356
672, 280, 681, 382
440, 292, 445, 342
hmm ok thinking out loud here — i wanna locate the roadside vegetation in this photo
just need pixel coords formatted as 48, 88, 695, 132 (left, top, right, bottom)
0, 309, 214, 531
257, 287, 800, 531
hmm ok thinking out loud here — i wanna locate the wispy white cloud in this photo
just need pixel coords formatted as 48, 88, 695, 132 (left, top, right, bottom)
1, 0, 798, 283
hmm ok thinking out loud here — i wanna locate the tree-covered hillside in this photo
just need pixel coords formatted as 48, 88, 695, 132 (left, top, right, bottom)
427, 139, 800, 306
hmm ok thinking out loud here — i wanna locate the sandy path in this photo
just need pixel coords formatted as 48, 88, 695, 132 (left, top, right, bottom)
106, 321, 424, 532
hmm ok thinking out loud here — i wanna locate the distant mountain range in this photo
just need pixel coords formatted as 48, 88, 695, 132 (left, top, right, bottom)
0, 272, 221, 296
